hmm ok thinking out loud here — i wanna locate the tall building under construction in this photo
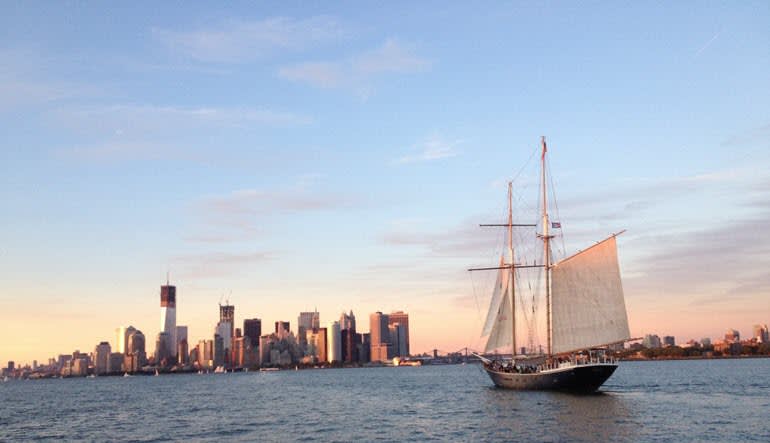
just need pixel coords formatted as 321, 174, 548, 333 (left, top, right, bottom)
160, 281, 177, 358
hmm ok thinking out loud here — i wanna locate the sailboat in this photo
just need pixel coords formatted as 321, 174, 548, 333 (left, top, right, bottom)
471, 137, 631, 392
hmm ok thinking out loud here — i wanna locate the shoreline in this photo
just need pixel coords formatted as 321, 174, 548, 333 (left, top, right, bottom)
621, 354, 770, 362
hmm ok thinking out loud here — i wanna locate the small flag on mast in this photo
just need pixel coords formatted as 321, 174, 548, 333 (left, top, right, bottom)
551, 222, 561, 228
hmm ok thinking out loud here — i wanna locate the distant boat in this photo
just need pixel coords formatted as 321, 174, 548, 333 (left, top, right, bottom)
154, 369, 159, 376
470, 137, 632, 392
123, 373, 131, 377
214, 366, 226, 373
259, 367, 279, 372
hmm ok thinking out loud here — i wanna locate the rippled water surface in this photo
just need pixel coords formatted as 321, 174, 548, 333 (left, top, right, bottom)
2, 359, 769, 442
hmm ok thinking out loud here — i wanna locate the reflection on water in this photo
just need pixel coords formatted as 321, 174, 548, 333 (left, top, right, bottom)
1, 359, 769, 442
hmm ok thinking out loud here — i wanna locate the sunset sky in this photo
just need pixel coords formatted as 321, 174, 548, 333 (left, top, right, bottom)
2, 2, 769, 365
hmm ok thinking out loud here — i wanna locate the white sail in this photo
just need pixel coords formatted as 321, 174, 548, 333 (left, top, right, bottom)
551, 235, 630, 354
481, 256, 509, 337
484, 288, 513, 353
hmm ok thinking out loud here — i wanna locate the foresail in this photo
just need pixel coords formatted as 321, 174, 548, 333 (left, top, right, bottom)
481, 257, 509, 337
484, 289, 513, 353
551, 235, 630, 354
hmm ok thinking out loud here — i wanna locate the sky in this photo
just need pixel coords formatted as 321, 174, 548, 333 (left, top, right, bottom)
1, 2, 769, 365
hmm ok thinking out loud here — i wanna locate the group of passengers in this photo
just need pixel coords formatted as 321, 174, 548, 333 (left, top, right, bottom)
486, 360, 537, 374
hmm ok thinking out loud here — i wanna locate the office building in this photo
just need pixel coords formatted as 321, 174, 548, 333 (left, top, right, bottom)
304, 327, 326, 363
155, 332, 172, 366
94, 342, 111, 375
243, 318, 262, 347
108, 352, 123, 373
217, 304, 235, 365
275, 321, 290, 339
753, 324, 769, 343
388, 311, 410, 356
341, 329, 360, 363
116, 326, 136, 354
642, 334, 661, 349
725, 329, 740, 343
663, 336, 675, 347
160, 281, 177, 358
258, 335, 272, 366
327, 321, 341, 363
298, 310, 320, 345
233, 336, 252, 368
389, 323, 408, 357
340, 310, 356, 331
213, 334, 225, 367
370, 312, 392, 362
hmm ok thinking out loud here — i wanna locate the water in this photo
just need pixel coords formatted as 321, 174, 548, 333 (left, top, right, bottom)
2, 359, 769, 442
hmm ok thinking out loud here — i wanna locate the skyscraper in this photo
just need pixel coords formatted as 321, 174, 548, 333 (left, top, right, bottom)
327, 321, 341, 363
217, 303, 235, 366
369, 312, 391, 362
94, 342, 111, 375
340, 310, 356, 331
298, 310, 320, 345
243, 318, 262, 347
155, 332, 172, 366
388, 311, 410, 356
389, 323, 408, 357
116, 326, 136, 354
753, 324, 769, 343
160, 281, 177, 358
275, 321, 290, 339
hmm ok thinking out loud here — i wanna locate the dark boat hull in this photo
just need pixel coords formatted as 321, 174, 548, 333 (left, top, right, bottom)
484, 363, 618, 392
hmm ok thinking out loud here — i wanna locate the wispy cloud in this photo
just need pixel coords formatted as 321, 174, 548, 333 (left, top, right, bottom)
624, 198, 770, 308
55, 104, 311, 132
53, 104, 312, 162
0, 48, 98, 111
721, 122, 770, 147
172, 251, 273, 279
189, 179, 359, 243
154, 16, 345, 63
396, 134, 461, 164
278, 38, 430, 96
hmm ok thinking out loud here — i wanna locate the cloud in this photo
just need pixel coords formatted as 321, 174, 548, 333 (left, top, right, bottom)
721, 122, 770, 147
153, 16, 345, 63
0, 48, 98, 111
62, 141, 181, 162
53, 104, 312, 162
190, 181, 359, 243
54, 104, 311, 133
624, 199, 770, 309
352, 39, 431, 74
172, 251, 272, 279
396, 134, 461, 164
278, 38, 430, 95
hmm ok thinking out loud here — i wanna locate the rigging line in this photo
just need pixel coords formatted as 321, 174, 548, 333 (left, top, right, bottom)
469, 271, 483, 326
546, 154, 567, 258
510, 144, 539, 185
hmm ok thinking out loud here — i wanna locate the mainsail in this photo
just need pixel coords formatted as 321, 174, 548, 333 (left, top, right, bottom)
550, 235, 630, 354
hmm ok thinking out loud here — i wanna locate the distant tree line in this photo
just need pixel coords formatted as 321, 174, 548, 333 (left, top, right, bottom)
619, 342, 770, 359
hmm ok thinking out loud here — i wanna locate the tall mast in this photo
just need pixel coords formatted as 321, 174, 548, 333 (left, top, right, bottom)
508, 181, 516, 356
540, 136, 552, 356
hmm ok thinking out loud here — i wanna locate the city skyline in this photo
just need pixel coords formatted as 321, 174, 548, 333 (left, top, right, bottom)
3, 275, 766, 367
2, 3, 770, 365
